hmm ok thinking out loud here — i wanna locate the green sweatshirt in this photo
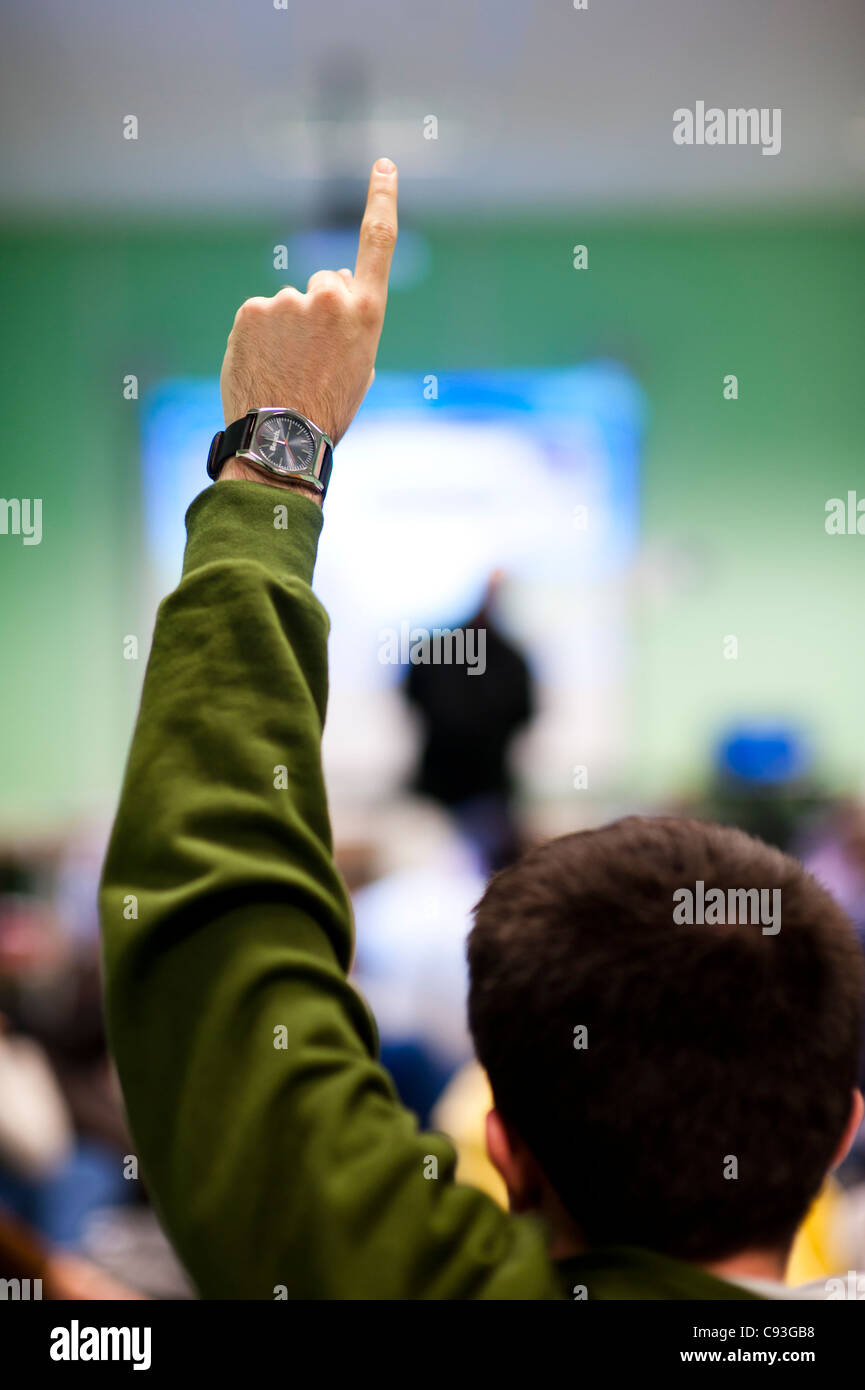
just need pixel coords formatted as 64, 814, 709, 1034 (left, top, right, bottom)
100, 481, 759, 1302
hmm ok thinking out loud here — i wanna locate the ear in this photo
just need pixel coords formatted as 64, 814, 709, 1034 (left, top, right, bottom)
831, 1089, 864, 1171
485, 1108, 540, 1212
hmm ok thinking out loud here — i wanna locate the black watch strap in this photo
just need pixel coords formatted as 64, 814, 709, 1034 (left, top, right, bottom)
316, 441, 334, 495
206, 413, 255, 481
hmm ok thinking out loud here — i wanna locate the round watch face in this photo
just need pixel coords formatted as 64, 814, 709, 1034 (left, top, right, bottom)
255, 414, 316, 475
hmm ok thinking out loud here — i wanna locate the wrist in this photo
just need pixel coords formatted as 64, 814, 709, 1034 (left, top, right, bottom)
217, 456, 324, 506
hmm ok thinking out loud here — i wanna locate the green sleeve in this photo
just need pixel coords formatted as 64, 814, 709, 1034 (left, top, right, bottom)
99, 480, 561, 1300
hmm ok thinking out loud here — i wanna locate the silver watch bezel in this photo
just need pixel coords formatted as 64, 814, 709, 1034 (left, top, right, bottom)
237, 407, 333, 492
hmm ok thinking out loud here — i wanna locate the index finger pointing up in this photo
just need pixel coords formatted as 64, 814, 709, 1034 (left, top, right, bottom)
354, 158, 398, 297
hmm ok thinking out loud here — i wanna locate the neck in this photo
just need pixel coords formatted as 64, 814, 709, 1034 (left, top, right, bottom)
704, 1248, 788, 1286
532, 1185, 790, 1286
546, 1225, 788, 1287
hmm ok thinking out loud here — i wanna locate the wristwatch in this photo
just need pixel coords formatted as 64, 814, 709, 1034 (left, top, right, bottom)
207, 407, 334, 497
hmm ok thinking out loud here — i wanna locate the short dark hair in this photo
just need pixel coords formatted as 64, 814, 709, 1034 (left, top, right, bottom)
467, 815, 865, 1263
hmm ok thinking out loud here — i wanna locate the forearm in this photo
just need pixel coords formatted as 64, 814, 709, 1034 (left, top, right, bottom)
100, 482, 359, 1294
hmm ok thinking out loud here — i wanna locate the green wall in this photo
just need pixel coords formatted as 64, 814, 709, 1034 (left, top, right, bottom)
1, 212, 863, 830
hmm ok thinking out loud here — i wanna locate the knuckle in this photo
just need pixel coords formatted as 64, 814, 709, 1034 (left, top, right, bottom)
312, 280, 342, 308
362, 217, 396, 249
275, 286, 304, 311
235, 295, 268, 324
356, 290, 380, 324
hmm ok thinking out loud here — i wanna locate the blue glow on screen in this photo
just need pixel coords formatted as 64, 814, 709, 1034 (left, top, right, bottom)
141, 362, 644, 612
141, 365, 644, 797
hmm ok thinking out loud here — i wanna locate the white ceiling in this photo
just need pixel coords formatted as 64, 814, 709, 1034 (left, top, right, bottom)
2, 0, 864, 218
